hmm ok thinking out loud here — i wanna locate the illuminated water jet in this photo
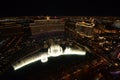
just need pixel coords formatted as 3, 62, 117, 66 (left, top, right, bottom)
12, 44, 86, 70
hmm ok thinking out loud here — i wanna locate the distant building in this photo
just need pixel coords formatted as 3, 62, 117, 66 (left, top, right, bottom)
75, 21, 95, 37
0, 23, 23, 37
112, 20, 120, 29
30, 19, 65, 35
0, 21, 32, 37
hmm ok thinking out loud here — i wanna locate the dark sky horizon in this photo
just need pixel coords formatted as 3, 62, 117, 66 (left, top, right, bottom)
0, 0, 119, 16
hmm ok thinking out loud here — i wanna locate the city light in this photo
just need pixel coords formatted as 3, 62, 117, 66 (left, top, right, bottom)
46, 16, 50, 21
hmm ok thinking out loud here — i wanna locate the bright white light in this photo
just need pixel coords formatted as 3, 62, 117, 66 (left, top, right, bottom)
13, 53, 48, 70
48, 44, 63, 57
13, 45, 86, 70
63, 47, 86, 55
41, 54, 48, 63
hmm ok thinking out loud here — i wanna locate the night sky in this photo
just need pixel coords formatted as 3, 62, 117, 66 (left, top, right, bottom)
0, 0, 119, 16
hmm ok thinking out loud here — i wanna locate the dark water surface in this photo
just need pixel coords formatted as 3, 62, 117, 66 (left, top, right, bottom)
1, 52, 98, 80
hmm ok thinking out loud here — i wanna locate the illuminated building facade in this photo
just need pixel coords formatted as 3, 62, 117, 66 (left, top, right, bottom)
30, 18, 65, 35
65, 20, 95, 38
75, 21, 95, 37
